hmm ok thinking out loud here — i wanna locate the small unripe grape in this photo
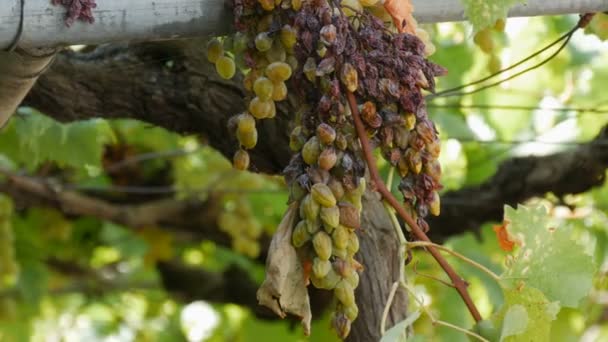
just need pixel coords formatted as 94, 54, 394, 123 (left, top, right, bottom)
317, 123, 336, 144
215, 55, 236, 79
280, 25, 297, 50
341, 0, 362, 16
255, 32, 273, 52
306, 219, 320, 234
266, 62, 292, 82
237, 127, 258, 149
233, 32, 248, 53
429, 191, 440, 216
313, 257, 332, 278
237, 113, 256, 135
253, 77, 274, 101
344, 268, 359, 287
233, 149, 250, 170
313, 231, 333, 260
332, 225, 349, 250
327, 178, 345, 201
320, 206, 340, 228
311, 268, 340, 289
311, 183, 337, 207
304, 58, 316, 82
343, 303, 359, 321
300, 194, 320, 222
340, 63, 358, 92
266, 41, 286, 62
258, 0, 275, 11
286, 55, 298, 71
290, 126, 306, 151
292, 220, 311, 247
335, 281, 356, 307
271, 81, 288, 101
302, 136, 321, 165
206, 38, 223, 63
318, 148, 337, 170
249, 97, 275, 119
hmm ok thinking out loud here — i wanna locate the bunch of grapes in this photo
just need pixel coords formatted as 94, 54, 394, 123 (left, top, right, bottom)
217, 196, 264, 258
209, 0, 444, 337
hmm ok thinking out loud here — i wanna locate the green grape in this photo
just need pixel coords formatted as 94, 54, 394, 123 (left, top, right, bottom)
266, 41, 287, 62
343, 303, 359, 321
334, 281, 355, 307
233, 149, 250, 170
313, 257, 331, 278
237, 113, 256, 135
215, 55, 236, 79
271, 81, 287, 101
302, 136, 321, 165
292, 220, 311, 247
280, 25, 297, 50
290, 126, 306, 151
320, 206, 339, 228
233, 32, 249, 53
346, 232, 359, 255
311, 183, 337, 208
266, 62, 292, 82
429, 191, 440, 216
206, 38, 223, 63
332, 225, 349, 250
474, 28, 494, 54
312, 231, 332, 260
292, 0, 302, 10
286, 55, 299, 71
255, 32, 273, 52
248, 97, 275, 119
253, 77, 274, 101
300, 194, 320, 222
258, 0, 275, 11
237, 126, 258, 149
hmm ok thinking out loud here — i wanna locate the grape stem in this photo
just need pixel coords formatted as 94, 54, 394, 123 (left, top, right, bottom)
345, 91, 483, 322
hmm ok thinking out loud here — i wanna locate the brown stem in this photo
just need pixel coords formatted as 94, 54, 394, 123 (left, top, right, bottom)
346, 91, 482, 322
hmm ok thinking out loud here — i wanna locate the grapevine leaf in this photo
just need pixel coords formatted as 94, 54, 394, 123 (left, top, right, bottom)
492, 286, 559, 342
257, 203, 312, 335
501, 204, 595, 308
380, 310, 421, 342
460, 0, 525, 32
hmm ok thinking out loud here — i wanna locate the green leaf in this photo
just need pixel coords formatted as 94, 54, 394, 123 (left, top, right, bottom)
492, 286, 559, 342
380, 310, 421, 342
501, 204, 596, 308
460, 0, 525, 32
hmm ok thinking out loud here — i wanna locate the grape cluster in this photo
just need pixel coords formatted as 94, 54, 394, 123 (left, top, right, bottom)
0, 196, 18, 286
217, 196, 264, 258
212, 0, 445, 337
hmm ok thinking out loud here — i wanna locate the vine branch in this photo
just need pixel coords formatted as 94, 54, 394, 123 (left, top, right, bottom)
346, 91, 482, 322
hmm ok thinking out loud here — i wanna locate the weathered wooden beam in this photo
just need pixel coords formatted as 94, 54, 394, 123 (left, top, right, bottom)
1, 0, 607, 49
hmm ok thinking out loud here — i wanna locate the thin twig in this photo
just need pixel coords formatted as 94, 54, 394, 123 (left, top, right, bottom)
407, 241, 502, 282
380, 281, 400, 335
346, 91, 482, 322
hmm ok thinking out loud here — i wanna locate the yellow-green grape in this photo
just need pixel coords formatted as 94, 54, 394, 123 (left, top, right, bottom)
429, 191, 440, 216
313, 257, 332, 278
341, 0, 362, 16
300, 194, 320, 222
265, 62, 292, 82
494, 19, 506, 31
333, 247, 348, 259
474, 28, 494, 54
320, 206, 340, 229
488, 54, 501, 74
327, 178, 344, 201
237, 126, 258, 149
346, 232, 359, 255
312, 231, 333, 260
237, 113, 256, 135
206, 38, 223, 63
255, 32, 273, 52
345, 269, 359, 288
340, 63, 358, 92
258, 0, 275, 11
272, 81, 288, 101
311, 183, 337, 207
266, 41, 287, 62
304, 57, 316, 82
292, 220, 311, 247
253, 77, 274, 101
286, 55, 298, 71
302, 136, 321, 165
292, 0, 302, 11
404, 112, 416, 130
290, 126, 306, 151
248, 97, 275, 119
316, 44, 327, 58
310, 268, 340, 289
306, 219, 320, 234
332, 225, 349, 250
280, 25, 297, 50
215, 55, 236, 79
343, 304, 359, 321
318, 148, 337, 170
233, 149, 250, 170
335, 280, 356, 307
